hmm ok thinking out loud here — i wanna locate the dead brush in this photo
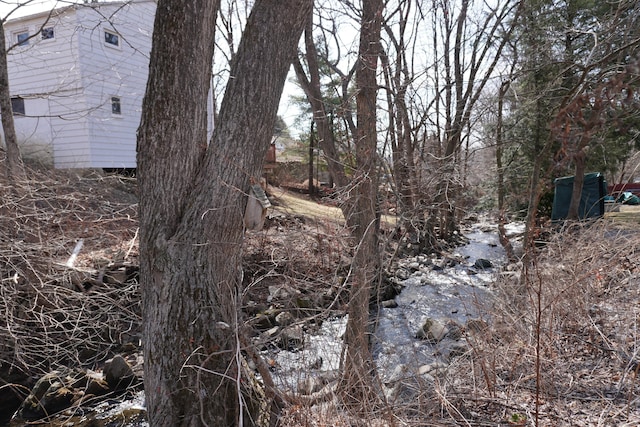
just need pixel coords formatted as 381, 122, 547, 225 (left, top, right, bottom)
0, 164, 140, 377
443, 220, 640, 426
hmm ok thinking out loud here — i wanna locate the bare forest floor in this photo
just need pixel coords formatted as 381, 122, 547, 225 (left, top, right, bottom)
0, 162, 639, 426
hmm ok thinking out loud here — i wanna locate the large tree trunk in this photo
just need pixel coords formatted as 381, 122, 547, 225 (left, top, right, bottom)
339, 0, 385, 411
137, 1, 312, 426
0, 19, 26, 182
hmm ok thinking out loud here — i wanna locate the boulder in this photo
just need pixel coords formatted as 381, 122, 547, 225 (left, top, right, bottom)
263, 326, 280, 339
395, 268, 410, 280
243, 300, 266, 317
416, 255, 430, 265
280, 325, 304, 351
267, 285, 299, 302
382, 299, 398, 308
84, 373, 110, 397
433, 257, 458, 270
408, 262, 421, 271
416, 318, 448, 343
275, 311, 295, 327
254, 310, 278, 330
17, 369, 82, 421
103, 355, 135, 391
474, 258, 493, 269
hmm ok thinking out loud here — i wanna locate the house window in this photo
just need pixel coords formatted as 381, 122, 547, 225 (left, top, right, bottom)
41, 27, 54, 40
16, 31, 29, 46
111, 96, 121, 115
104, 30, 119, 47
11, 97, 25, 116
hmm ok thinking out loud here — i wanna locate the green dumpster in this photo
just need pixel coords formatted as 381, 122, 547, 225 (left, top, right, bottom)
552, 172, 607, 221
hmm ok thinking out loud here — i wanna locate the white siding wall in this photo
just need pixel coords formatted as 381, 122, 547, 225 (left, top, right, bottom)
6, 10, 83, 95
12, 98, 54, 165
4, 1, 156, 169
5, 7, 89, 167
76, 1, 155, 168
48, 89, 92, 167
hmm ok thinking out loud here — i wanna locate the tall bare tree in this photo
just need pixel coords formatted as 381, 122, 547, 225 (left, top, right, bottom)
379, 0, 432, 249
338, 0, 385, 411
137, 0, 312, 425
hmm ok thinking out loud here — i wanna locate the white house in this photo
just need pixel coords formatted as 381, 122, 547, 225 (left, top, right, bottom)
2, 0, 160, 169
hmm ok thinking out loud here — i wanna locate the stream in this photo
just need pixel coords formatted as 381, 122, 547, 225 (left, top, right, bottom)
266, 221, 524, 391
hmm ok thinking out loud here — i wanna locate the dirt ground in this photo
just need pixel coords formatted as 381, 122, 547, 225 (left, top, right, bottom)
1, 163, 639, 426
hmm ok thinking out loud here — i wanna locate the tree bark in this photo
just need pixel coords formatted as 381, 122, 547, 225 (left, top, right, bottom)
137, 1, 312, 425
309, 120, 315, 195
0, 19, 26, 182
339, 0, 385, 411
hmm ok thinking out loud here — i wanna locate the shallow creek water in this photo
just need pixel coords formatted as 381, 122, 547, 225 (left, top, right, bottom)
373, 225, 511, 379
269, 221, 523, 389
